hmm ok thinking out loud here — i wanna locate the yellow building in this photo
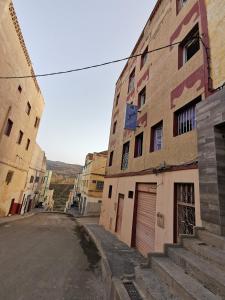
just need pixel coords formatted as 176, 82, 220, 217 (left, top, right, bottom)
0, 1, 45, 216
100, 0, 225, 256
79, 151, 108, 216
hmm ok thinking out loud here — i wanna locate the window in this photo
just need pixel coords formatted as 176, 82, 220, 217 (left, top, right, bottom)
115, 94, 119, 106
128, 191, 134, 199
177, 0, 188, 12
18, 85, 22, 93
35, 176, 40, 183
174, 96, 201, 136
92, 180, 97, 184
109, 151, 114, 166
121, 141, 130, 170
5, 171, 14, 185
17, 130, 24, 145
34, 117, 40, 128
151, 121, 163, 152
26, 138, 30, 150
26, 102, 31, 115
128, 68, 135, 93
134, 132, 143, 158
30, 176, 34, 183
113, 121, 117, 134
141, 46, 148, 69
4, 119, 13, 137
96, 181, 104, 191
138, 87, 146, 108
108, 185, 112, 198
179, 24, 200, 68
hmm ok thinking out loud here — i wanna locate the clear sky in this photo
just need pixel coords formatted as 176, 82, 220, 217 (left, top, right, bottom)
13, 0, 157, 165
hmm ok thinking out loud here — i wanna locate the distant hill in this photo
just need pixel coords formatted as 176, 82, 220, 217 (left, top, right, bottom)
47, 160, 83, 185
47, 160, 83, 176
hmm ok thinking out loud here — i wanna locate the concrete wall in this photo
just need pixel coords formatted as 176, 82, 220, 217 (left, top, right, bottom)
0, 2, 45, 216
197, 89, 225, 235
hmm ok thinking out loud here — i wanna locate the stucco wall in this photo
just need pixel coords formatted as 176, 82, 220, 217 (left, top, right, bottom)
100, 169, 201, 252
0, 2, 44, 216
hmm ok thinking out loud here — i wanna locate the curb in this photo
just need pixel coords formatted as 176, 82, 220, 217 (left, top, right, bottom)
80, 223, 131, 300
0, 212, 36, 227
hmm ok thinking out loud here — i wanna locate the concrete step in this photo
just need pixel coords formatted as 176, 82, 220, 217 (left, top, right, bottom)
135, 266, 180, 300
196, 229, 225, 250
167, 247, 225, 298
150, 256, 221, 300
182, 238, 225, 271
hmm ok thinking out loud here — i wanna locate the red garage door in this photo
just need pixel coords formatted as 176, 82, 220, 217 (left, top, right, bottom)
134, 183, 157, 256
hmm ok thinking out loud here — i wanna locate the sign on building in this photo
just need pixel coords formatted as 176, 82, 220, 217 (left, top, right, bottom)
124, 104, 138, 130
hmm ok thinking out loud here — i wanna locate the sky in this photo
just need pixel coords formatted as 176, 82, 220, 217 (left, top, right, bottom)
13, 0, 157, 165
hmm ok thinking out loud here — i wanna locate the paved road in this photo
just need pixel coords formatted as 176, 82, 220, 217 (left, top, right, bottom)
0, 213, 106, 300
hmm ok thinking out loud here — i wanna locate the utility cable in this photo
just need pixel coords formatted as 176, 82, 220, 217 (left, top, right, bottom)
0, 40, 185, 79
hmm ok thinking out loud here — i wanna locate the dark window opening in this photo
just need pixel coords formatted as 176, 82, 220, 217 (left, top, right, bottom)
115, 94, 120, 106
121, 141, 130, 170
35, 176, 39, 183
128, 191, 134, 199
4, 119, 13, 137
26, 138, 30, 150
109, 151, 114, 166
134, 132, 143, 158
150, 121, 163, 152
6, 171, 14, 185
26, 102, 31, 115
174, 96, 201, 136
179, 24, 200, 68
30, 176, 34, 183
141, 46, 148, 69
96, 181, 104, 191
18, 85, 22, 93
108, 185, 112, 198
128, 68, 135, 93
17, 130, 24, 145
138, 87, 146, 108
34, 117, 40, 128
113, 121, 117, 134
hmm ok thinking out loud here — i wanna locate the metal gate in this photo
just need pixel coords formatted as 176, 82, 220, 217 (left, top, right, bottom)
133, 183, 157, 256
174, 183, 195, 242
115, 194, 124, 235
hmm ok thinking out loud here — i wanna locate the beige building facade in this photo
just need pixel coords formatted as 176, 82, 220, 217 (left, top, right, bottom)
79, 151, 108, 216
21, 144, 46, 214
100, 0, 225, 256
0, 1, 45, 216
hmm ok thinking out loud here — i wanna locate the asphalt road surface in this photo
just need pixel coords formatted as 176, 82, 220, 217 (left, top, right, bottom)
0, 213, 106, 300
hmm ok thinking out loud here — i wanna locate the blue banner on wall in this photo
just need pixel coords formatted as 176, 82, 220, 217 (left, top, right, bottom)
124, 104, 138, 130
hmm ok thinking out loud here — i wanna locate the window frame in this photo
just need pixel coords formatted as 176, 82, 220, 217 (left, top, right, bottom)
173, 96, 201, 136
26, 138, 31, 151
4, 119, 13, 137
112, 121, 117, 134
108, 185, 112, 198
128, 68, 135, 94
17, 130, 24, 145
134, 132, 143, 158
26, 102, 31, 116
178, 24, 200, 68
138, 86, 146, 109
5, 171, 14, 185
150, 121, 163, 152
121, 141, 130, 170
109, 151, 114, 167
140, 46, 148, 69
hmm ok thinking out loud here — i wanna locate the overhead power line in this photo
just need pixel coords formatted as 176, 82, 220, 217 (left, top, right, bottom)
0, 40, 185, 80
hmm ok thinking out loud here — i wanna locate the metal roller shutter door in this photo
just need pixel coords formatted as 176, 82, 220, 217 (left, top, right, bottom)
135, 183, 156, 256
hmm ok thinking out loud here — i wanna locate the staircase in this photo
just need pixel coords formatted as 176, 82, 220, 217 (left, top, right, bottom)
133, 228, 225, 300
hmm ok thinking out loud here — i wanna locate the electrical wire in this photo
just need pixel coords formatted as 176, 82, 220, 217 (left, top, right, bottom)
0, 40, 184, 79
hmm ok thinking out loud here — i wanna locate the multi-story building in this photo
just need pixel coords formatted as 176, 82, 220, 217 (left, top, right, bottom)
20, 143, 46, 214
0, 1, 45, 216
100, 0, 225, 256
79, 151, 108, 216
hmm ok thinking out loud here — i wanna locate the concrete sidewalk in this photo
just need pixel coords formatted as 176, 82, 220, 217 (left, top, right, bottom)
0, 211, 35, 227
83, 224, 146, 278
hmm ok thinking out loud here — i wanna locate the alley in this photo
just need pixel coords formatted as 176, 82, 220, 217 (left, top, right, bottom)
0, 213, 105, 300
